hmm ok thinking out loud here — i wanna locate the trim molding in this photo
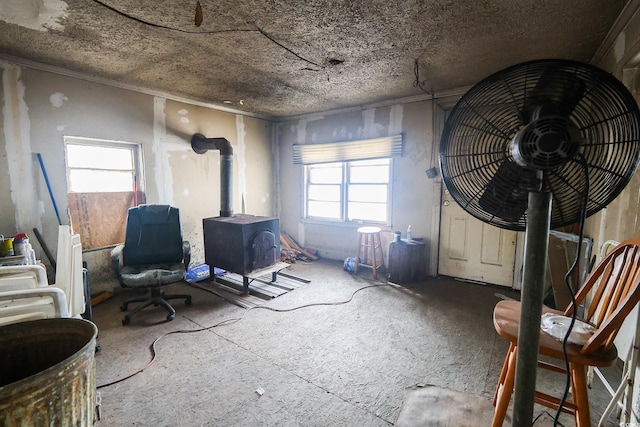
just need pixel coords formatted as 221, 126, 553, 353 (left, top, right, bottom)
591, 0, 640, 66
0, 53, 471, 123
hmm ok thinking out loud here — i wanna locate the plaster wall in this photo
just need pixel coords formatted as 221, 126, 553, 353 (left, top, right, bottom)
277, 101, 439, 274
0, 62, 274, 293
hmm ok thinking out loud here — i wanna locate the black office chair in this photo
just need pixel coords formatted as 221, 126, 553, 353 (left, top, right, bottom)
111, 204, 192, 325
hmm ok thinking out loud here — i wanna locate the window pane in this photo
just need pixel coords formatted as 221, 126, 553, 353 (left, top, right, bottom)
308, 163, 342, 184
67, 144, 133, 170
308, 201, 341, 219
308, 184, 340, 201
69, 170, 134, 192
348, 202, 387, 222
349, 184, 387, 202
350, 165, 389, 183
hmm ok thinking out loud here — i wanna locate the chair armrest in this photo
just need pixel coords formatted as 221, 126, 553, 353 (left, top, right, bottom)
0, 287, 70, 318
110, 245, 125, 274
0, 265, 48, 287
183, 241, 191, 269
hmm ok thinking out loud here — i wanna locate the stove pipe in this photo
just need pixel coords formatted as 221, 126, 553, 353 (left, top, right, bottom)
191, 133, 233, 217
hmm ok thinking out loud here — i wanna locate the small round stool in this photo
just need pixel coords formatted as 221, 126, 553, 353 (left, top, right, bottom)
354, 226, 385, 279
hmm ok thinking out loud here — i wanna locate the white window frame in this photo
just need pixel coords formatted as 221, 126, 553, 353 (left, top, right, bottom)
64, 136, 143, 193
304, 157, 393, 225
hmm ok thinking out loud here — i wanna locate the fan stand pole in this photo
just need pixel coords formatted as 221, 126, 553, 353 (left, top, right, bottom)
512, 191, 552, 426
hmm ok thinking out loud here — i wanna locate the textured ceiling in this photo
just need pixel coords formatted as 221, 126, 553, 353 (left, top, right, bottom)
0, 0, 629, 118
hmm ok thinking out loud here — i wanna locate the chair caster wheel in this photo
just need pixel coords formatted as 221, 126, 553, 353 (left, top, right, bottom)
166, 313, 175, 321
185, 298, 192, 306
122, 317, 131, 326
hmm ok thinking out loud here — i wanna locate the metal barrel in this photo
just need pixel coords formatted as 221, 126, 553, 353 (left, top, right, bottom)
0, 318, 98, 426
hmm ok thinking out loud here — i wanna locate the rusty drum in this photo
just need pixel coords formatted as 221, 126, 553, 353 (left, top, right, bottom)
0, 318, 98, 426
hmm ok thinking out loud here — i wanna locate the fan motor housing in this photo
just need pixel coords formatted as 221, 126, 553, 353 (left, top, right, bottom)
510, 116, 582, 170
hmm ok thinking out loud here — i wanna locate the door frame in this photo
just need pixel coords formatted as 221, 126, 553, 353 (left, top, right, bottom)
428, 92, 460, 278
430, 92, 522, 289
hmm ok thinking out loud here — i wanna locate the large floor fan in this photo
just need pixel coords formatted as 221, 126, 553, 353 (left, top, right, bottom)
439, 59, 640, 425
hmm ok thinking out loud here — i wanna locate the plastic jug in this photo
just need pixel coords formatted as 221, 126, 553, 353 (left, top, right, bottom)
0, 236, 14, 257
13, 233, 35, 264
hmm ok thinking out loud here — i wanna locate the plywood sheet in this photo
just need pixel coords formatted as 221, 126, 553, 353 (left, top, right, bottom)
548, 235, 571, 309
396, 385, 509, 427
68, 192, 145, 249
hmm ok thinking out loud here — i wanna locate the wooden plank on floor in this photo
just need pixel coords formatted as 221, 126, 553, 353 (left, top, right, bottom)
396, 385, 509, 427
246, 261, 291, 279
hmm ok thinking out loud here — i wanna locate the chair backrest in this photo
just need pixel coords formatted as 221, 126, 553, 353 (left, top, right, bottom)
567, 238, 640, 354
0, 227, 82, 322
53, 226, 85, 317
0, 265, 49, 291
122, 205, 184, 266
0, 287, 70, 327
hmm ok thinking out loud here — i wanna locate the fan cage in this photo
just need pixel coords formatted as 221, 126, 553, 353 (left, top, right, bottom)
439, 59, 640, 231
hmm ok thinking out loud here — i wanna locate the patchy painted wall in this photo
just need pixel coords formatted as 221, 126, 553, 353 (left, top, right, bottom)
163, 100, 274, 264
0, 71, 11, 235
586, 5, 640, 422
0, 61, 274, 294
277, 100, 439, 274
586, 6, 640, 257
2, 64, 44, 242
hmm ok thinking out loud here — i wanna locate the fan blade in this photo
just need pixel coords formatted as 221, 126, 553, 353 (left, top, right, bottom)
478, 161, 538, 223
520, 68, 586, 122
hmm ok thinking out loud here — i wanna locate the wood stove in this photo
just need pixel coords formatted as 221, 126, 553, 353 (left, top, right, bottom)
193, 134, 283, 294
203, 214, 280, 289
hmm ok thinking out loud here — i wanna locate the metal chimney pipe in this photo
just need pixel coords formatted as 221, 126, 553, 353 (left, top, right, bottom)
191, 133, 234, 217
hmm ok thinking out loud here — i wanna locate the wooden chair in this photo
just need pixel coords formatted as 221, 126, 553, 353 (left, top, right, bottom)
491, 238, 640, 427
354, 226, 385, 279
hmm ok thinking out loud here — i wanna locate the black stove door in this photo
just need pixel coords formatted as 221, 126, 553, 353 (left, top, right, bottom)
252, 230, 277, 270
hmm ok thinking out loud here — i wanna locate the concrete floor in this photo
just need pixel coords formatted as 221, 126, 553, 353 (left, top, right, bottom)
92, 259, 622, 426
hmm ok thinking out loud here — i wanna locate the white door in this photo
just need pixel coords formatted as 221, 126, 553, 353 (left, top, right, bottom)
438, 188, 517, 287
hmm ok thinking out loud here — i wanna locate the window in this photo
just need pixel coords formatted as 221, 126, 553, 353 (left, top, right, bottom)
295, 134, 401, 225
64, 137, 144, 249
66, 140, 141, 193
348, 158, 389, 222
305, 158, 391, 224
